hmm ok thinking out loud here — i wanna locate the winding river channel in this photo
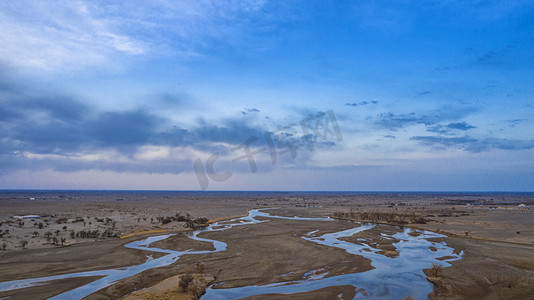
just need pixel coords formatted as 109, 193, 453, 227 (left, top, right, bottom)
0, 209, 462, 299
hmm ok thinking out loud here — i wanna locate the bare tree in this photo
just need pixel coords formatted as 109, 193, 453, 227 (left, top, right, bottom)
20, 240, 28, 249
179, 274, 193, 292
195, 262, 205, 275
430, 263, 443, 277
44, 231, 53, 243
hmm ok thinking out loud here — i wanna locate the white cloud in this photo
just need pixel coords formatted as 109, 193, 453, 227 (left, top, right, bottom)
0, 1, 147, 72
0, 0, 270, 72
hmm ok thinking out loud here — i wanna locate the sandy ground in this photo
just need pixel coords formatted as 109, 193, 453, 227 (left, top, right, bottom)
124, 273, 215, 300
426, 237, 534, 299
339, 224, 402, 257
0, 191, 254, 251
0, 191, 533, 299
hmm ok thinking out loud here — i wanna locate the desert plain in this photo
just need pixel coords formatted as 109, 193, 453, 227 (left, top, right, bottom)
0, 191, 533, 299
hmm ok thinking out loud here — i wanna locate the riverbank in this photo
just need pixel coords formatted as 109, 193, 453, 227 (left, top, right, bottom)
329, 206, 534, 299
1, 191, 533, 299
426, 236, 534, 299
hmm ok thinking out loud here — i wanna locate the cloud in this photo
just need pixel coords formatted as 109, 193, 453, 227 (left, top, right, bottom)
156, 93, 189, 108
447, 122, 477, 130
21, 97, 91, 121
467, 138, 534, 152
469, 40, 534, 70
416, 91, 431, 96
2, 69, 357, 179
507, 119, 524, 127
375, 106, 478, 131
410, 135, 534, 153
376, 112, 423, 129
193, 119, 266, 145
0, 1, 273, 72
0, 103, 24, 122
427, 121, 477, 134
0, 146, 198, 175
1, 72, 339, 175
0, 1, 146, 71
0, 74, 276, 174
88, 110, 164, 147
9, 120, 87, 154
410, 135, 477, 148
0, 91, 91, 124
345, 100, 377, 107
0, 88, 339, 175
2, 99, 269, 156
241, 107, 260, 115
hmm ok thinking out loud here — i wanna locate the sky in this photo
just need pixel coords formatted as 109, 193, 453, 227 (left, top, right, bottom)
1, 0, 533, 191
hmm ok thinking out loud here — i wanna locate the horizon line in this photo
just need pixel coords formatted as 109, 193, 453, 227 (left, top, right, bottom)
1, 189, 533, 193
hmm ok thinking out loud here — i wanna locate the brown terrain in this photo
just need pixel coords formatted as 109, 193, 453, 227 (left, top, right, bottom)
0, 191, 533, 299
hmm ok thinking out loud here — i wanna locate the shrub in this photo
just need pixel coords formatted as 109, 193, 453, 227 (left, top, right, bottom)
185, 220, 197, 229
175, 214, 189, 222
20, 240, 28, 249
195, 217, 209, 224
195, 262, 205, 275
179, 274, 193, 291
161, 217, 173, 225
430, 263, 443, 277
56, 217, 68, 224
72, 217, 84, 223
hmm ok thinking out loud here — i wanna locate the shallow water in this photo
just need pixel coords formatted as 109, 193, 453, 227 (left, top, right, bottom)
0, 209, 461, 299
0, 212, 260, 299
202, 221, 462, 300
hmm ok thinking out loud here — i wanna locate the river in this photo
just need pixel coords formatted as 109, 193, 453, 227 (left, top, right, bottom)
0, 209, 462, 299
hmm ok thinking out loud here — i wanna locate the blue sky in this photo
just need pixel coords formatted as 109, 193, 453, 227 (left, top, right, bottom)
1, 0, 533, 191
